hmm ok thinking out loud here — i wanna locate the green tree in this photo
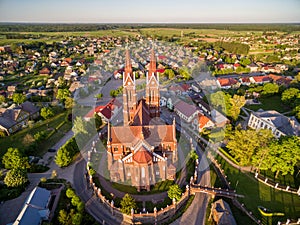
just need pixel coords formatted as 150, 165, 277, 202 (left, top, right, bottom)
2, 148, 29, 170
56, 88, 71, 102
89, 168, 96, 177
163, 69, 175, 79
58, 209, 70, 225
77, 201, 85, 212
72, 116, 88, 135
261, 83, 279, 96
266, 136, 300, 178
64, 97, 74, 109
66, 188, 76, 199
12, 93, 26, 105
72, 213, 83, 225
94, 113, 102, 130
0, 95, 6, 104
239, 57, 251, 66
71, 196, 82, 207
179, 67, 191, 80
55, 147, 72, 167
95, 93, 103, 99
209, 91, 232, 116
4, 168, 28, 188
229, 94, 246, 121
55, 137, 79, 167
226, 129, 273, 166
120, 194, 137, 215
168, 184, 182, 202
40, 107, 55, 120
281, 88, 300, 104
189, 150, 198, 161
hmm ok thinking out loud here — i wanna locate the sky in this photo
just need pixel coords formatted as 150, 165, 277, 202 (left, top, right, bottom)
0, 0, 299, 23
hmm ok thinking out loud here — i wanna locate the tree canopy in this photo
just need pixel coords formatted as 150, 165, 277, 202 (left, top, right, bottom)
226, 129, 274, 166
281, 88, 299, 104
167, 184, 182, 202
41, 107, 55, 120
56, 88, 71, 102
2, 148, 29, 170
209, 91, 245, 121
261, 83, 279, 96
55, 137, 79, 167
12, 93, 26, 105
120, 193, 137, 215
4, 168, 28, 188
264, 136, 300, 178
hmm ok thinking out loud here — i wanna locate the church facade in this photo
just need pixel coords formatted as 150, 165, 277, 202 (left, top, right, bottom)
107, 49, 178, 191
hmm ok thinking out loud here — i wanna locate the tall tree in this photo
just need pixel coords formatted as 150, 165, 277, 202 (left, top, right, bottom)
226, 129, 273, 166
120, 194, 137, 215
2, 148, 29, 170
40, 107, 55, 120
281, 88, 299, 104
266, 136, 300, 178
168, 184, 182, 201
261, 83, 279, 96
72, 116, 88, 135
229, 94, 246, 121
56, 88, 71, 102
12, 93, 26, 105
209, 91, 232, 116
0, 95, 5, 104
4, 168, 28, 188
94, 113, 102, 130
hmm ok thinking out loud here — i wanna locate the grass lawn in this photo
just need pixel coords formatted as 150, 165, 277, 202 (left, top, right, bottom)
245, 95, 291, 113
0, 111, 71, 158
261, 169, 300, 189
216, 155, 300, 223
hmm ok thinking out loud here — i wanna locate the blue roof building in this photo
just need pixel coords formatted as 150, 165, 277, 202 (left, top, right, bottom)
12, 187, 51, 225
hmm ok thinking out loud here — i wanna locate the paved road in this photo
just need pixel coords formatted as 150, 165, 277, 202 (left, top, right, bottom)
73, 157, 123, 225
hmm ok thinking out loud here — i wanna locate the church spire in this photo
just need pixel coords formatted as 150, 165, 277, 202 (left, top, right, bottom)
148, 47, 156, 80
125, 48, 132, 76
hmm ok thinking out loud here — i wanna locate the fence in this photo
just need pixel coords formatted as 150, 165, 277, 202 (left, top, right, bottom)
87, 171, 191, 225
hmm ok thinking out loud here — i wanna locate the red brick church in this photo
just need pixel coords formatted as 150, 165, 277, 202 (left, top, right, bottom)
107, 49, 178, 191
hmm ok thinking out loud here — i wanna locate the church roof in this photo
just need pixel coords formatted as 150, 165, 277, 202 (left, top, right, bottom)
132, 99, 151, 126
110, 124, 175, 146
133, 146, 153, 164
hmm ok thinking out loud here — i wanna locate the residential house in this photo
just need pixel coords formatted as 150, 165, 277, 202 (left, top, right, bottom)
216, 78, 238, 89
192, 113, 214, 133
7, 85, 16, 98
268, 74, 292, 86
167, 95, 180, 111
248, 109, 300, 138
39, 67, 51, 76
12, 187, 51, 225
211, 109, 229, 127
247, 63, 259, 72
0, 101, 39, 135
210, 199, 237, 225
84, 98, 121, 123
250, 75, 271, 85
174, 100, 199, 123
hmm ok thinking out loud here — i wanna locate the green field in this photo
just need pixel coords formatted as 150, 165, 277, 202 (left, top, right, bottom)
245, 95, 291, 113
0, 111, 72, 158
216, 155, 300, 223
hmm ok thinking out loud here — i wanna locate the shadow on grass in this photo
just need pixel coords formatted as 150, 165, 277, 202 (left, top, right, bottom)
216, 155, 300, 224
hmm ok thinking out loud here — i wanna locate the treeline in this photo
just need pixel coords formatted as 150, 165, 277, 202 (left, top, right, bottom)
215, 41, 250, 55
0, 23, 300, 32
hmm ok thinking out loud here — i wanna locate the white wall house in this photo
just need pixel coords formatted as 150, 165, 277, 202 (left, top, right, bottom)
248, 109, 300, 138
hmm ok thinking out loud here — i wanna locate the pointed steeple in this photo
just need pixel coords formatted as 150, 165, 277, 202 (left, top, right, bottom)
148, 47, 156, 80
125, 48, 132, 76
